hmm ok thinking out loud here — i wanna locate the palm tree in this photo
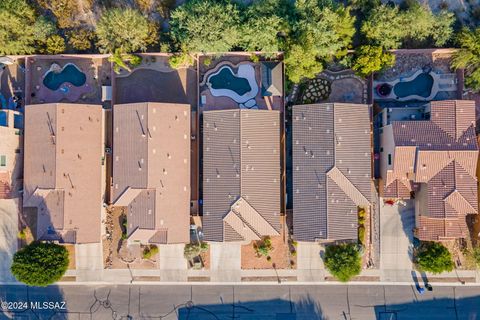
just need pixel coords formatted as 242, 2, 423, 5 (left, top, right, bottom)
452, 28, 480, 91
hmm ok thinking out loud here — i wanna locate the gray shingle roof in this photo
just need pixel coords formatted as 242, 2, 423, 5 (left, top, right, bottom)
292, 103, 372, 241
202, 109, 281, 242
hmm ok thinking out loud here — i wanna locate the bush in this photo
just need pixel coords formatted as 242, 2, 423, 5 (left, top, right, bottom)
254, 237, 273, 257
67, 28, 94, 52
17, 229, 26, 240
45, 35, 66, 54
143, 245, 159, 259
184, 242, 208, 261
358, 226, 366, 245
11, 242, 69, 286
168, 53, 194, 69
324, 243, 362, 282
415, 241, 454, 274
472, 246, 480, 268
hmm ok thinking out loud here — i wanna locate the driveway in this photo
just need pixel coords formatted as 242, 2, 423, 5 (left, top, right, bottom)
380, 199, 415, 281
0, 199, 19, 282
296, 242, 325, 282
75, 243, 103, 281
209, 243, 241, 282
159, 244, 187, 282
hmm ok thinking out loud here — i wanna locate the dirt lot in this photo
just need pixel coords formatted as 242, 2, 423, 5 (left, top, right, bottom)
241, 234, 296, 270
103, 207, 159, 269
64, 244, 76, 270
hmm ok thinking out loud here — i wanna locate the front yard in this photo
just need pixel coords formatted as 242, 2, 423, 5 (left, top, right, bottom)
241, 234, 296, 270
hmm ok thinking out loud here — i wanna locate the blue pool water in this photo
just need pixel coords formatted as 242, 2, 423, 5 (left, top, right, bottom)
393, 72, 434, 98
43, 64, 86, 91
209, 67, 251, 96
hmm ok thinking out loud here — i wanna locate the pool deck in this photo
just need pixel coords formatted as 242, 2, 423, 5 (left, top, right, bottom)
0, 56, 26, 110
198, 55, 284, 113
25, 55, 111, 105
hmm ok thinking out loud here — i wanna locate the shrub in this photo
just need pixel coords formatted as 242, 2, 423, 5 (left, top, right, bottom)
358, 226, 366, 246
415, 241, 454, 274
17, 229, 26, 240
254, 237, 273, 257
472, 246, 480, 268
184, 242, 208, 261
168, 53, 194, 69
45, 35, 66, 54
67, 28, 94, 52
324, 243, 362, 282
143, 245, 159, 259
11, 242, 69, 286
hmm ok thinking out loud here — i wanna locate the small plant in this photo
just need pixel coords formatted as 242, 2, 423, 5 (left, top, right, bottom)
203, 56, 212, 66
472, 246, 480, 267
254, 236, 273, 257
121, 214, 128, 240
291, 249, 297, 257
266, 256, 272, 261
143, 245, 159, 259
250, 53, 260, 63
17, 228, 27, 240
358, 226, 366, 246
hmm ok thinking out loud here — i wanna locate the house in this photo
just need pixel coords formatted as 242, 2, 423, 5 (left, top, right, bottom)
202, 109, 282, 242
112, 102, 191, 244
23, 103, 105, 244
292, 103, 372, 242
0, 109, 23, 199
379, 100, 478, 241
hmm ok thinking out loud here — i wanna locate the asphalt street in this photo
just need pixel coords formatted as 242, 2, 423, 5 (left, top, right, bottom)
0, 284, 479, 319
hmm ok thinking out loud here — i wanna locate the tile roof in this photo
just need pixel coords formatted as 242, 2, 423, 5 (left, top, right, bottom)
384, 100, 479, 241
112, 102, 191, 244
292, 103, 372, 241
23, 103, 104, 244
202, 109, 281, 242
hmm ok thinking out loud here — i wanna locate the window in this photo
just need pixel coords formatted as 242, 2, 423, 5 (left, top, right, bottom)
380, 147, 384, 153
388, 154, 392, 166
0, 155, 6, 166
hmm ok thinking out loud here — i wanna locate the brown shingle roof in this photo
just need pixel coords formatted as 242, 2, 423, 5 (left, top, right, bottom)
292, 103, 372, 241
112, 102, 190, 244
202, 109, 281, 242
23, 103, 104, 244
384, 100, 479, 241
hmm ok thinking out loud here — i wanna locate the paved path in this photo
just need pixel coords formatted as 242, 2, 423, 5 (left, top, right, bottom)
0, 284, 479, 319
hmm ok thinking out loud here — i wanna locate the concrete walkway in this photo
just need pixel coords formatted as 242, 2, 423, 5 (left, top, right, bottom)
209, 243, 241, 282
296, 242, 325, 282
159, 244, 188, 282
75, 243, 103, 282
0, 199, 18, 282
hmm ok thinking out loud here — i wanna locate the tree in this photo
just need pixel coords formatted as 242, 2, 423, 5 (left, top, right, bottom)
45, 35, 66, 54
37, 0, 79, 29
0, 0, 37, 54
11, 242, 69, 287
352, 45, 395, 77
452, 28, 480, 91
184, 243, 209, 261
361, 5, 404, 49
67, 28, 94, 52
170, 0, 241, 53
415, 241, 454, 274
284, 43, 324, 83
324, 243, 361, 282
96, 8, 153, 53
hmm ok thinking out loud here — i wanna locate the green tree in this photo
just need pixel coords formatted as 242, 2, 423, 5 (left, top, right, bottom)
37, 0, 79, 29
415, 241, 454, 274
67, 28, 94, 52
0, 0, 37, 54
324, 243, 362, 282
361, 5, 404, 49
352, 45, 395, 77
11, 242, 69, 287
452, 28, 480, 91
284, 42, 324, 83
96, 8, 153, 53
170, 0, 241, 53
45, 35, 66, 54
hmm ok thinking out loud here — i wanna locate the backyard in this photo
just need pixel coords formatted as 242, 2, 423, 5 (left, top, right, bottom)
114, 54, 197, 106
26, 55, 111, 105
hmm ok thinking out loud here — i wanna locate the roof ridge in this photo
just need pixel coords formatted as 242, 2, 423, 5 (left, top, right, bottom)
326, 166, 370, 206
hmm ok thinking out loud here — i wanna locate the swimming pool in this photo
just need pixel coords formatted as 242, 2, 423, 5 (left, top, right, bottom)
43, 63, 86, 91
209, 67, 251, 96
393, 72, 434, 99
206, 64, 259, 106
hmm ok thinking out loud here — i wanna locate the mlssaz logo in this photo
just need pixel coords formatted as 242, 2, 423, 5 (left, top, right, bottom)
30, 301, 67, 310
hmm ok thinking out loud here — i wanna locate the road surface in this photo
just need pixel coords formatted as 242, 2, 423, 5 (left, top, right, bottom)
0, 284, 479, 319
